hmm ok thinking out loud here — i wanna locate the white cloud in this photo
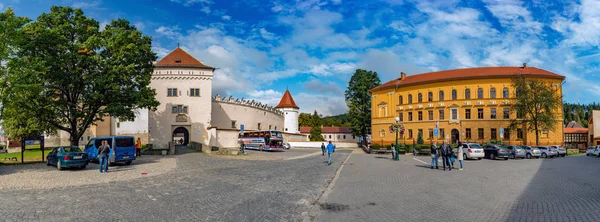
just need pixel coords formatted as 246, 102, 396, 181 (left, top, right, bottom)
99, 21, 109, 31
259, 28, 275, 40
304, 79, 345, 95
133, 22, 145, 31
72, 0, 102, 9
170, 0, 212, 7
201, 6, 211, 14
222, 15, 231, 20
358, 49, 429, 81
551, 0, 600, 46
155, 26, 181, 39
0, 3, 4, 10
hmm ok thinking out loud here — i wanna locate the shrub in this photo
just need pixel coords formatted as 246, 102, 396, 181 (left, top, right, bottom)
417, 132, 424, 145
371, 144, 382, 150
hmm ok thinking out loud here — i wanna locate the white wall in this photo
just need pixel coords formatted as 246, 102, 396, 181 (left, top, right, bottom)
114, 108, 148, 134
320, 133, 360, 142
211, 99, 284, 132
280, 107, 299, 133
288, 141, 359, 148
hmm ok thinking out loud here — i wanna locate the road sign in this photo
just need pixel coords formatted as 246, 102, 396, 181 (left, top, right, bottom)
240, 124, 245, 134
434, 128, 439, 137
500, 128, 504, 139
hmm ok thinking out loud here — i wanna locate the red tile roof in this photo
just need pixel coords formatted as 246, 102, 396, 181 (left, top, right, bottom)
155, 47, 214, 69
275, 90, 299, 109
300, 126, 352, 134
564, 128, 588, 134
370, 66, 565, 92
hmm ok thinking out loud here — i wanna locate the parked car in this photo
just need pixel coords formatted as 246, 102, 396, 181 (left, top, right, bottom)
84, 136, 136, 165
453, 143, 484, 160
505, 145, 526, 159
47, 146, 89, 170
537, 146, 558, 158
283, 143, 291, 149
522, 146, 541, 159
593, 146, 600, 157
483, 144, 510, 160
549, 145, 567, 157
586, 146, 595, 156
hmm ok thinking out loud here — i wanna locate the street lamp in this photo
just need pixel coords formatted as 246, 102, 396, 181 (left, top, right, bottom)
394, 117, 400, 161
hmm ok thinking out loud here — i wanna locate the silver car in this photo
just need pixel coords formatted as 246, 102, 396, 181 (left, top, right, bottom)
537, 146, 558, 158
522, 146, 541, 159
505, 145, 526, 159
453, 143, 484, 160
586, 146, 595, 156
549, 145, 567, 157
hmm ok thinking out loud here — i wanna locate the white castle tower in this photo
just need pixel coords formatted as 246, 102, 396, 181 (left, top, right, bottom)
275, 90, 299, 133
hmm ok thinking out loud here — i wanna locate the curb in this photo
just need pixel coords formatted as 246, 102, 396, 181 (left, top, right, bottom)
302, 152, 353, 222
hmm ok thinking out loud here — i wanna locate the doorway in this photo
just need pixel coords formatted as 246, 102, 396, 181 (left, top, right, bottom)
172, 127, 189, 146
451, 129, 459, 144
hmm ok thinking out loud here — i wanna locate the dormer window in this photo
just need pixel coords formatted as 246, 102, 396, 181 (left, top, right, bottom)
175, 59, 181, 63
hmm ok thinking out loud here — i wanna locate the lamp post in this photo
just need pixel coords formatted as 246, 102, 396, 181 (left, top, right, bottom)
18, 123, 24, 164
394, 117, 400, 161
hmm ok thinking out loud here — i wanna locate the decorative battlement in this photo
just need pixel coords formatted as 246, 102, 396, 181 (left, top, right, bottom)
213, 94, 284, 115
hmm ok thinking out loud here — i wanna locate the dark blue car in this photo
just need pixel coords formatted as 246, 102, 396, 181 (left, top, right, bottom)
84, 136, 136, 165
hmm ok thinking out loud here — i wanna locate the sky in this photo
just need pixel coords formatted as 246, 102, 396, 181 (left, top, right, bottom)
2, 0, 600, 116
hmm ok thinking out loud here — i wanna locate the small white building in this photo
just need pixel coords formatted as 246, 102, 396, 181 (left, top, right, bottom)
275, 90, 300, 134
300, 126, 359, 143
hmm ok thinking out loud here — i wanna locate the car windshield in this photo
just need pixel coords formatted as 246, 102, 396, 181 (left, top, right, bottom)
469, 144, 482, 148
63, 147, 82, 153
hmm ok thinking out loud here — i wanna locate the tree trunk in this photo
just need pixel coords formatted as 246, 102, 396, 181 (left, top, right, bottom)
70, 122, 79, 146
534, 123, 539, 147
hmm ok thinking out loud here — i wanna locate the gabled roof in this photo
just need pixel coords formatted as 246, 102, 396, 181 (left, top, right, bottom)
565, 121, 584, 128
275, 90, 299, 109
370, 66, 565, 92
564, 128, 588, 134
155, 47, 214, 69
300, 126, 353, 134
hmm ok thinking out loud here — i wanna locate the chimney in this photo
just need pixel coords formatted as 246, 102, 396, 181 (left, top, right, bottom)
523, 63, 527, 68
400, 72, 406, 80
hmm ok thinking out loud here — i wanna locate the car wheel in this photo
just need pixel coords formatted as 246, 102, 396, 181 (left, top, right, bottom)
510, 154, 515, 159
80, 165, 87, 169
504, 157, 509, 160
463, 153, 467, 160
490, 153, 495, 160
47, 161, 51, 166
526, 153, 531, 159
259, 145, 264, 151
125, 161, 132, 165
542, 153, 547, 158
57, 161, 63, 171
478, 158, 482, 160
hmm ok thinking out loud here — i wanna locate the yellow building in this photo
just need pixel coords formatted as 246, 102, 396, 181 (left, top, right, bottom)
370, 64, 565, 146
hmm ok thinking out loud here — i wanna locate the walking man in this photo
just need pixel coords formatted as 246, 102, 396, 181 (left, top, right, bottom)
431, 141, 439, 169
321, 143, 326, 156
457, 142, 464, 170
391, 143, 396, 160
135, 138, 142, 157
326, 141, 335, 165
98, 140, 111, 173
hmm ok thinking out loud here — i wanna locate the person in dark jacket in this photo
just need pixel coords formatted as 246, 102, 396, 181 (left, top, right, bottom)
98, 140, 111, 173
441, 141, 452, 171
321, 143, 326, 156
430, 141, 439, 169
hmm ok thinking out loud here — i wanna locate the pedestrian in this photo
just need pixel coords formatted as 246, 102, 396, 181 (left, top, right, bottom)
430, 141, 439, 169
321, 143, 326, 156
326, 140, 335, 165
98, 140, 111, 173
391, 143, 396, 160
240, 140, 245, 154
135, 137, 142, 157
449, 144, 455, 169
441, 141, 451, 171
457, 142, 464, 170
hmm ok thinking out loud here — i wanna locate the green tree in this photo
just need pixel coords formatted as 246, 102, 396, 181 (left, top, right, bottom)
345, 69, 381, 143
309, 126, 325, 141
0, 6, 159, 145
310, 110, 321, 127
509, 75, 562, 146
417, 131, 424, 145
298, 112, 312, 127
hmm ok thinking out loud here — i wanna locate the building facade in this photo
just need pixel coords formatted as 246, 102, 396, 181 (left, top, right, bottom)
299, 126, 359, 142
564, 127, 588, 150
370, 65, 565, 146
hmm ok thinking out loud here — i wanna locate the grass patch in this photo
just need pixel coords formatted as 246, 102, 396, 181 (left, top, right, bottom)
0, 150, 45, 164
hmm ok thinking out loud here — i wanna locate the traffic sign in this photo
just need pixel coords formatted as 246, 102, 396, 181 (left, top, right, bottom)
434, 128, 439, 137
240, 124, 245, 134
500, 128, 504, 139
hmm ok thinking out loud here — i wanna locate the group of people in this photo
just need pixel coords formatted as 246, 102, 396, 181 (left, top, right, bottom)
430, 141, 464, 171
320, 141, 336, 165
98, 138, 143, 173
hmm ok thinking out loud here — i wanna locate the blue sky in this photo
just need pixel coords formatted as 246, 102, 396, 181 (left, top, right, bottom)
2, 0, 600, 116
